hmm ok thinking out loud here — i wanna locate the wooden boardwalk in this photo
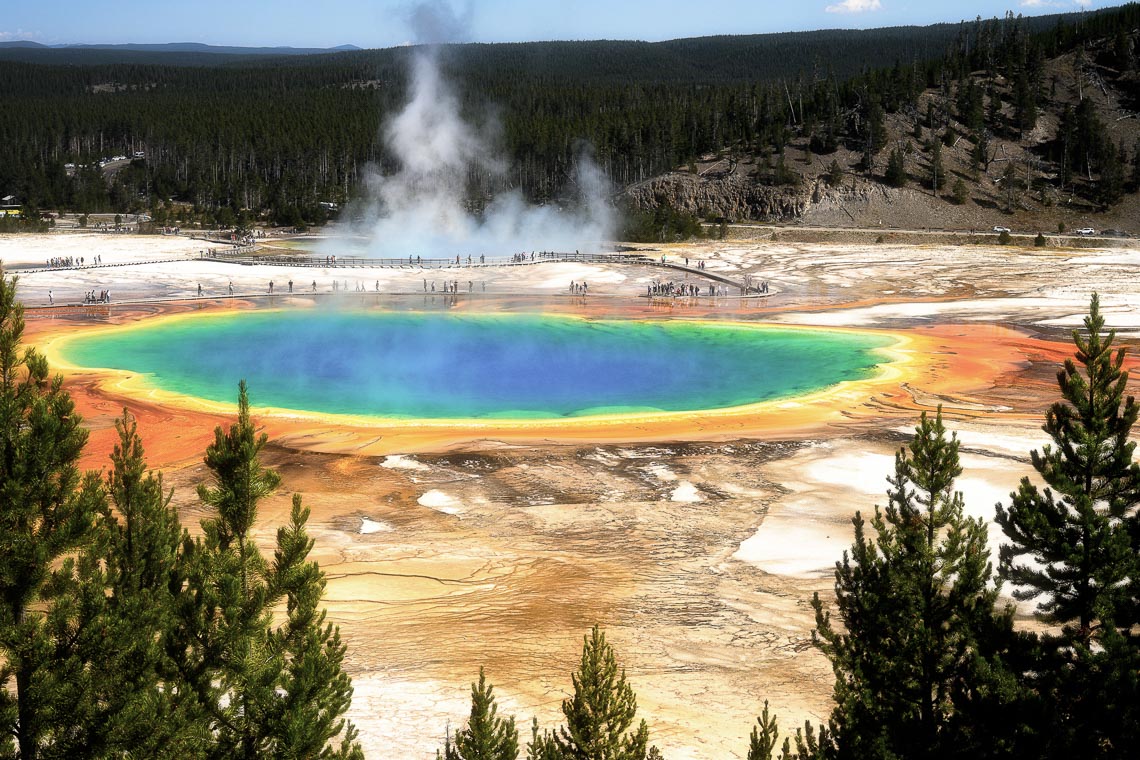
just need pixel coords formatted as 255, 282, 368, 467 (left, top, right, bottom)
199, 248, 764, 294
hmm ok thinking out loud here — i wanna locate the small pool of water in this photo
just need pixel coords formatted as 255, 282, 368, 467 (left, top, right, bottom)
58, 311, 893, 419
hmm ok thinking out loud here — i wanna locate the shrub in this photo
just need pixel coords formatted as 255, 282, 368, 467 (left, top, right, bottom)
825, 160, 845, 187
951, 179, 969, 205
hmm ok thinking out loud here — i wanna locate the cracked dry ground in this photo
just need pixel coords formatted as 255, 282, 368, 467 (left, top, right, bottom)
165, 439, 830, 759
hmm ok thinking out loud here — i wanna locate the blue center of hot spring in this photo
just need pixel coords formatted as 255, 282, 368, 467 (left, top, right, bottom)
60, 312, 892, 419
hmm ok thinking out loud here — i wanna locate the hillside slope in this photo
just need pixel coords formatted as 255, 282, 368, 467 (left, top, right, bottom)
621, 12, 1140, 236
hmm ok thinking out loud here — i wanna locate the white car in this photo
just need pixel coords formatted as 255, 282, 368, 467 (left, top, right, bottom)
993, 226, 1011, 233
1076, 227, 1096, 235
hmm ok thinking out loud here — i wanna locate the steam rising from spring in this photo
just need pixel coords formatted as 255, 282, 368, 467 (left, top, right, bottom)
348, 45, 615, 257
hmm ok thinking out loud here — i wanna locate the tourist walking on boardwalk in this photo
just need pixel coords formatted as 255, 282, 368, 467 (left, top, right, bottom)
288, 279, 293, 293
228, 282, 233, 296
48, 290, 52, 305
197, 283, 202, 297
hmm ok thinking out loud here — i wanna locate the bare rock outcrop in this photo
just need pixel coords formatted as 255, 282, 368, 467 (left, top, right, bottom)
621, 171, 810, 221
620, 169, 964, 229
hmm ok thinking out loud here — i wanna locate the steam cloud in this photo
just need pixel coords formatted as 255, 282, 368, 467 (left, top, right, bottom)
341, 3, 615, 258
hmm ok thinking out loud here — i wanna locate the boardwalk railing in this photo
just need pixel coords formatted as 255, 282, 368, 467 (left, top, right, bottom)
197, 247, 768, 294
199, 249, 653, 269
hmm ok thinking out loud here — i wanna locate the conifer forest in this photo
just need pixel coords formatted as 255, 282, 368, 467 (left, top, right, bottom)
1, 5, 1138, 229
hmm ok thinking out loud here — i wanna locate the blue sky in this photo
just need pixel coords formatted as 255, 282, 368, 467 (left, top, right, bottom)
0, 0, 1125, 48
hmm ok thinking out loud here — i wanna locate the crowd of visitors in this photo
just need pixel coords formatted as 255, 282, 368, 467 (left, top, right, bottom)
647, 281, 733, 297
45, 255, 102, 268
83, 290, 111, 304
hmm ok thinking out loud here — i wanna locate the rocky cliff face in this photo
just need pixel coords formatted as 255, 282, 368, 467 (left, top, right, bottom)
621, 171, 813, 221
620, 169, 918, 225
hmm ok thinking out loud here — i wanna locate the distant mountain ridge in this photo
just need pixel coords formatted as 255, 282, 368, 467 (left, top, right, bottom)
0, 9, 1093, 73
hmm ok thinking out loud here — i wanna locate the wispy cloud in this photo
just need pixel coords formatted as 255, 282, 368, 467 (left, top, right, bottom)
0, 29, 41, 42
1020, 0, 1095, 7
825, 0, 883, 13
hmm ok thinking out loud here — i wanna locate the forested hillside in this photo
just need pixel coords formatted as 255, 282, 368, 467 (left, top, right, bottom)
0, 4, 1136, 230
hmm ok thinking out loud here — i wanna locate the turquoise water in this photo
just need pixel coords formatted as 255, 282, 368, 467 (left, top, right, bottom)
60, 312, 892, 419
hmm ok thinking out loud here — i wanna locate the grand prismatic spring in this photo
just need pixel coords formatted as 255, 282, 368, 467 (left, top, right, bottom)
52, 311, 894, 420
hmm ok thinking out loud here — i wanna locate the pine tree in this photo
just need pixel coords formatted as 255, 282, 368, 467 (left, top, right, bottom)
956, 80, 984, 134
1058, 105, 1077, 188
1001, 163, 1019, 212
183, 380, 283, 759
554, 625, 649, 760
1130, 137, 1140, 193
813, 409, 1010, 759
866, 101, 887, 154
824, 160, 844, 187
928, 138, 944, 196
971, 132, 990, 175
444, 667, 519, 760
65, 409, 206, 757
172, 381, 362, 759
995, 293, 1140, 756
747, 702, 779, 760
951, 179, 969, 205
987, 87, 1003, 129
885, 145, 907, 188
526, 717, 562, 760
779, 722, 831, 760
997, 293, 1140, 643
0, 265, 103, 759
1096, 140, 1126, 208
270, 494, 364, 760
1013, 70, 1037, 138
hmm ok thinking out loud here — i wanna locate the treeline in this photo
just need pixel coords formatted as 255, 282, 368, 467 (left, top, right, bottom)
0, 5, 1138, 227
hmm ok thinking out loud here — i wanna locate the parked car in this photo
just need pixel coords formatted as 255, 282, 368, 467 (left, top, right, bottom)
993, 226, 1011, 233
1076, 227, 1096, 235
